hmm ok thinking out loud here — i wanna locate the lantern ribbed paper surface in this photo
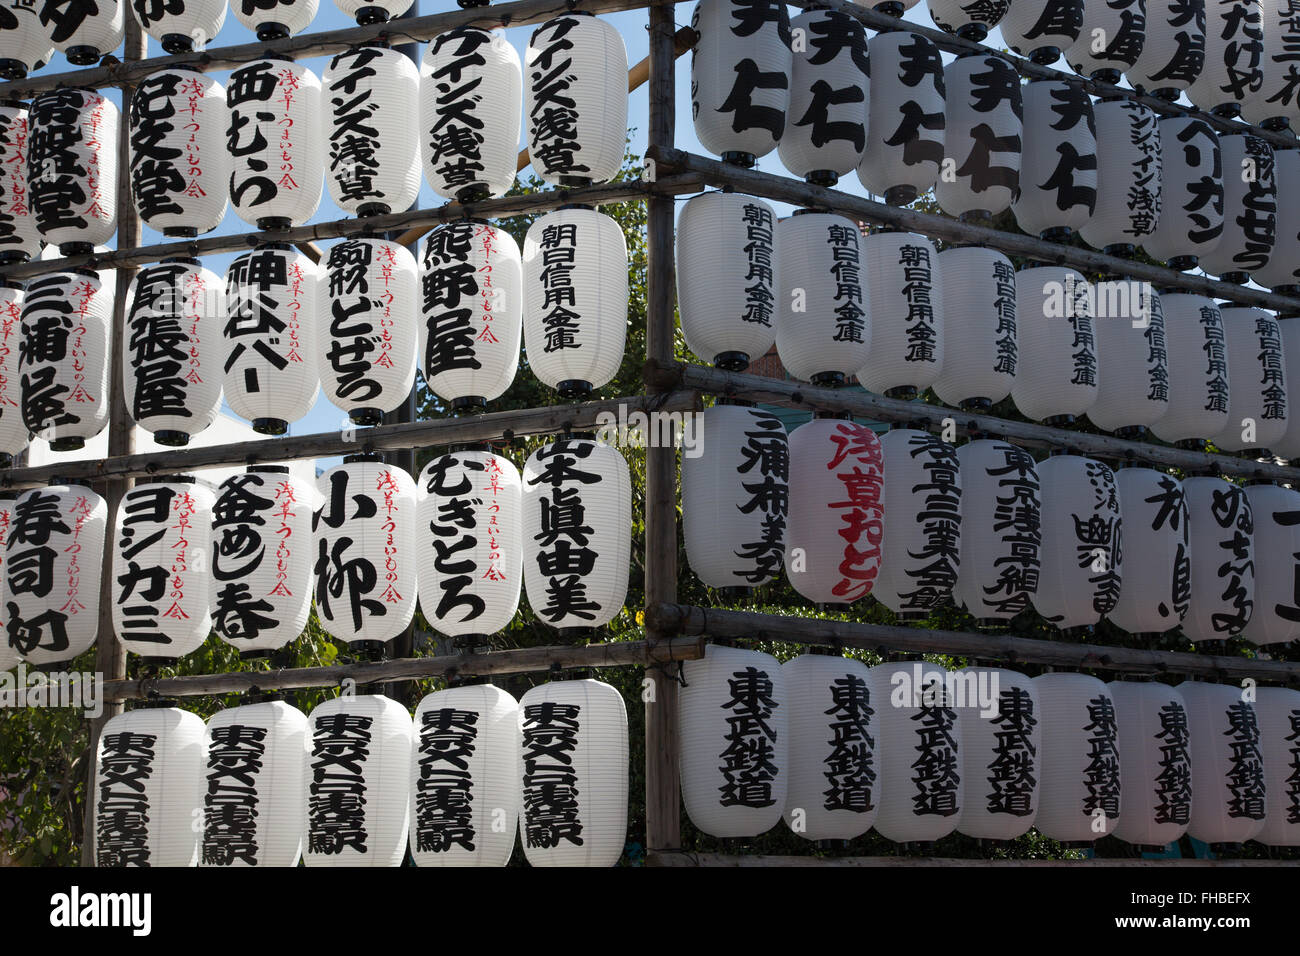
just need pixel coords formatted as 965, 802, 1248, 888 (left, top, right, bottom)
935, 54, 1022, 220
1188, 0, 1262, 114
522, 208, 628, 395
1277, 317, 1300, 460
927, 0, 1009, 38
201, 700, 309, 867
0, 105, 41, 263
1243, 0, 1300, 127
420, 27, 521, 202
127, 0, 225, 51
783, 653, 883, 841
955, 667, 1041, 840
1183, 476, 1255, 641
1178, 681, 1267, 845
1107, 680, 1192, 847
676, 192, 778, 370
680, 644, 788, 837
27, 88, 117, 251
1143, 118, 1224, 267
313, 459, 416, 647
419, 221, 521, 407
1010, 266, 1098, 423
519, 678, 628, 867
0, 286, 25, 460
1198, 135, 1276, 279
0, 497, 15, 672
691, 0, 791, 164
857, 32, 945, 203
1251, 148, 1300, 289
303, 694, 412, 867
0, 1, 51, 78
232, 0, 318, 38
411, 684, 520, 867
1066, 0, 1147, 78
932, 246, 1018, 409
1002, 0, 1083, 61
1254, 685, 1300, 845
211, 467, 313, 656
525, 15, 627, 187
1088, 282, 1169, 432
333, 0, 411, 22
784, 419, 883, 604
1149, 294, 1230, 443
94, 707, 205, 867
1212, 307, 1287, 452
417, 451, 522, 639
1033, 672, 1121, 842
1012, 80, 1097, 239
857, 231, 944, 397
1241, 483, 1300, 646
1079, 101, 1162, 252
1129, 0, 1206, 95
1108, 468, 1190, 634
682, 404, 788, 589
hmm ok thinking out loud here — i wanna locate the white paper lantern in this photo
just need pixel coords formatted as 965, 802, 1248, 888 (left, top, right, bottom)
1033, 673, 1121, 842
201, 699, 309, 867
1188, 0, 1262, 115
231, 0, 317, 39
1278, 315, 1300, 462
1079, 101, 1162, 254
783, 653, 883, 841
129, 0, 225, 51
319, 236, 418, 425
856, 231, 944, 398
1143, 118, 1224, 269
1108, 680, 1192, 847
0, 496, 15, 671
1254, 685, 1300, 845
223, 244, 319, 435
303, 693, 412, 866
1251, 147, 1300, 290
857, 32, 945, 205
0, 0, 52, 79
1066, 0, 1147, 79
1182, 476, 1255, 641
1129, 0, 1207, 97
1199, 135, 1276, 281
928, 0, 1010, 40
1012, 80, 1097, 240
332, 0, 410, 25
211, 467, 314, 657
785, 419, 883, 605
420, 27, 521, 202
682, 404, 788, 589
419, 221, 522, 408
94, 706, 205, 867
519, 678, 627, 867
691, 0, 792, 166
0, 284, 25, 462
1108, 469, 1190, 634
27, 88, 117, 254
1213, 307, 1287, 452
1002, 0, 1084, 61
1243, 0, 1300, 128
228, 58, 323, 230
521, 439, 629, 631
522, 207, 627, 398
1179, 680, 1267, 845
955, 667, 1041, 840
680, 644, 788, 837
1088, 282, 1169, 434
0, 104, 42, 264
874, 429, 962, 618
1149, 294, 1231, 445
676, 191, 778, 370
411, 684, 521, 867
129, 68, 229, 238
45, 0, 123, 63
935, 54, 1022, 221
932, 247, 1018, 410
1011, 266, 1098, 424
1241, 483, 1300, 645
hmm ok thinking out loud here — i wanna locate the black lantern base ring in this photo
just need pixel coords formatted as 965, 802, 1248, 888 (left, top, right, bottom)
161, 34, 195, 54
153, 430, 191, 447
0, 250, 29, 266
713, 351, 750, 372
721, 150, 756, 168
163, 226, 199, 238
1149, 87, 1181, 103
0, 453, 10, 469
349, 407, 384, 427
1113, 425, 1147, 441
140, 657, 180, 668
256, 22, 291, 41
974, 617, 1008, 629
1175, 438, 1207, 451
0, 59, 27, 82
65, 46, 102, 66
456, 186, 491, 204
1039, 226, 1072, 243
1166, 255, 1197, 272
1102, 243, 1135, 259
557, 379, 593, 400
954, 24, 989, 43
1090, 69, 1121, 85
874, 0, 904, 15
1027, 46, 1062, 65
810, 371, 846, 388
1211, 103, 1242, 119
1219, 271, 1249, 285
350, 639, 388, 663
1261, 117, 1292, 132
884, 385, 918, 401
884, 185, 918, 207
450, 395, 488, 411
959, 397, 992, 413
356, 201, 391, 218
256, 216, 293, 232
805, 170, 838, 188
356, 6, 390, 24
252, 417, 289, 436
58, 241, 95, 257
457, 0, 492, 6
48, 436, 86, 452
239, 650, 271, 661
894, 610, 929, 622
1043, 414, 1075, 427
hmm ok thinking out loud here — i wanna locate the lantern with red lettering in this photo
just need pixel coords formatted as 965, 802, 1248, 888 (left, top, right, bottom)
1188, 0, 1262, 116
1244, 0, 1300, 129
0, 104, 41, 264
956, 667, 1041, 840
1182, 476, 1255, 642
1129, 0, 1206, 99
1143, 118, 1224, 270
1255, 685, 1300, 846
0, 0, 51, 79
1242, 482, 1300, 646
42, 0, 123, 65
1033, 673, 1121, 842
932, 246, 1018, 411
1199, 135, 1276, 282
927, 0, 1009, 41
1108, 469, 1190, 635
857, 231, 944, 399
1012, 80, 1097, 241
0, 283, 24, 463
1150, 294, 1230, 447
1252, 148, 1300, 291
1002, 0, 1083, 62
128, 0, 226, 53
1066, 0, 1146, 81
27, 88, 117, 254
0, 495, 14, 672
1088, 281, 1169, 436
936, 54, 1022, 221
1108, 680, 1192, 848
232, 0, 318, 39
332, 0, 412, 25
1079, 101, 1162, 256
857, 32, 945, 206
1213, 307, 1288, 453
1011, 266, 1098, 425
1179, 681, 1267, 846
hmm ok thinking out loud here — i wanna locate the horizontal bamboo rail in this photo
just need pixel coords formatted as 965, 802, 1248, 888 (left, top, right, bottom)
647, 851, 1298, 866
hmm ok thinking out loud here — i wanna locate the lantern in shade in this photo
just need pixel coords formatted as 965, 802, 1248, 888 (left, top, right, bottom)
778, 10, 868, 186
0, 496, 14, 672
1088, 282, 1169, 435
522, 439, 629, 631
783, 653, 883, 841
522, 208, 627, 398
953, 440, 1042, 624
94, 706, 205, 867
785, 419, 883, 605
19, 269, 111, 450
303, 694, 412, 867
1149, 294, 1230, 446
1250, 148, 1300, 290
1033, 673, 1121, 842
1108, 469, 1190, 634
682, 404, 788, 589
1129, 0, 1206, 98
935, 54, 1022, 221
1243, 0, 1300, 129
1188, 0, 1262, 115
0, 1, 51, 79
128, 0, 226, 53
313, 457, 417, 650
1182, 476, 1254, 641
680, 644, 788, 837
416, 450, 522, 640
775, 213, 871, 386
1178, 681, 1267, 845
872, 0, 921, 12
1200, 136, 1276, 281
1278, 317, 1300, 461
211, 467, 314, 658
1002, 0, 1084, 62
1066, 0, 1146, 80
1012, 80, 1097, 241
319, 237, 418, 426
857, 231, 944, 399
410, 684, 520, 867
123, 259, 223, 446
519, 678, 628, 867
332, 0, 411, 24
1213, 307, 1287, 452
0, 285, 25, 463
43, 0, 123, 63
420, 27, 521, 202
112, 478, 215, 662
1079, 101, 1162, 255
955, 667, 1041, 840
676, 192, 777, 371
129, 68, 229, 238
857, 32, 945, 206
27, 88, 117, 254
691, 0, 792, 166
933, 247, 1018, 411
232, 0, 318, 39
874, 429, 962, 619
201, 700, 310, 867
1011, 266, 1098, 424
228, 59, 324, 230
927, 0, 1009, 41
419, 221, 522, 409
0, 104, 41, 264
1107, 680, 1192, 847
223, 244, 319, 435
1254, 686, 1300, 845
1143, 118, 1223, 270
1242, 483, 1300, 645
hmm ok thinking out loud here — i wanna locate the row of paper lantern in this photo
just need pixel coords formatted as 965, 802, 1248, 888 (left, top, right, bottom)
92, 678, 628, 867
680, 645, 1300, 848
0, 441, 630, 668
687, 413, 1300, 646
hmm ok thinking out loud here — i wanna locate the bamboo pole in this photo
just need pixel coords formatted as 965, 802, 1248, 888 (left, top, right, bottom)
647, 852, 1299, 867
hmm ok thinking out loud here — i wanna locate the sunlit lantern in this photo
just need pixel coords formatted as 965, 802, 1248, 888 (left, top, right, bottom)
1033, 672, 1121, 843
1178, 681, 1267, 846
1010, 266, 1098, 425
935, 54, 1022, 221
1254, 686, 1300, 846
857, 32, 945, 206
1129, 0, 1206, 99
332, 0, 412, 25
27, 87, 117, 255
0, 0, 51, 79
1088, 281, 1169, 436
1241, 482, 1300, 646
1001, 0, 1083, 63
1243, 0, 1300, 129
0, 283, 25, 463
41, 0, 122, 64
0, 104, 41, 264
232, 0, 318, 39
1182, 476, 1255, 642
955, 667, 1041, 840
1212, 307, 1287, 453
856, 230, 944, 399
1079, 101, 1162, 255
1143, 117, 1223, 270
1012, 80, 1097, 241
1107, 468, 1190, 635
1065, 0, 1146, 81
1198, 135, 1276, 282
128, 0, 226, 53
932, 246, 1018, 411
1148, 294, 1230, 447
1188, 0, 1262, 116
1108, 680, 1192, 848
926, 0, 1009, 41
1250, 148, 1300, 290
